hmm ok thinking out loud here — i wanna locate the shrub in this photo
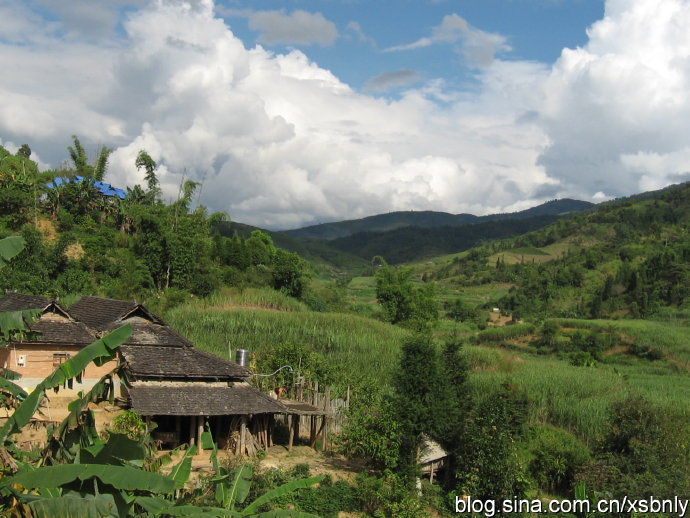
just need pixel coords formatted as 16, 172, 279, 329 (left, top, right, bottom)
110, 409, 147, 440
526, 424, 591, 494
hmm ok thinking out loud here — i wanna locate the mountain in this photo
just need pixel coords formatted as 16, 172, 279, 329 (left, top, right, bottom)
281, 199, 594, 241
327, 215, 563, 264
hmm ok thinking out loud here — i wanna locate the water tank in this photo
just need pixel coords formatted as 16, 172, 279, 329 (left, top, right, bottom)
235, 349, 250, 367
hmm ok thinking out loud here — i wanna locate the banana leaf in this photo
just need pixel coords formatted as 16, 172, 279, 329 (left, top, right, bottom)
226, 462, 253, 510
80, 433, 146, 467
0, 236, 25, 265
0, 463, 175, 493
27, 493, 119, 518
0, 308, 41, 343
0, 376, 27, 400
169, 445, 196, 489
240, 476, 325, 516
252, 512, 320, 518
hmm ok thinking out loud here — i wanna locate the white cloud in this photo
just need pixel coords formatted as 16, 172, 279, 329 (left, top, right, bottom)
345, 21, 375, 45
537, 0, 690, 199
386, 14, 511, 67
247, 9, 338, 47
2, 0, 690, 229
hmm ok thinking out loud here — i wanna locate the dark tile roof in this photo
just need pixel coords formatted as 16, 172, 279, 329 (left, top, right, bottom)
120, 346, 250, 380
0, 293, 52, 312
128, 382, 288, 416
68, 296, 162, 330
108, 318, 194, 348
27, 312, 97, 345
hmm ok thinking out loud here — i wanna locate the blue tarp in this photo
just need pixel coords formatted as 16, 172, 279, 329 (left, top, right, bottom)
45, 176, 127, 199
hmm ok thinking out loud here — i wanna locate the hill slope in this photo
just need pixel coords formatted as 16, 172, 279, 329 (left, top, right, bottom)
282, 198, 593, 241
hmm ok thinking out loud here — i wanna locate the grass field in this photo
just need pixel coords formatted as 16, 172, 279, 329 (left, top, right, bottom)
165, 302, 411, 392
163, 287, 690, 450
464, 316, 690, 445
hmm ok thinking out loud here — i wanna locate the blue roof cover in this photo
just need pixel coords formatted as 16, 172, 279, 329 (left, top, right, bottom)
45, 176, 127, 199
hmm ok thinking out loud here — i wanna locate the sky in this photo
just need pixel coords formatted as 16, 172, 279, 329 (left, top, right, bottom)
1, 0, 690, 230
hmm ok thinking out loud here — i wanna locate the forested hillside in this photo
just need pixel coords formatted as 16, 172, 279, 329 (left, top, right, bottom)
0, 139, 309, 309
282, 198, 593, 241
431, 180, 690, 320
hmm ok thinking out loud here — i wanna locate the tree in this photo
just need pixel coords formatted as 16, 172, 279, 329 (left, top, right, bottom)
272, 248, 307, 298
135, 149, 160, 201
375, 264, 438, 330
16, 144, 31, 159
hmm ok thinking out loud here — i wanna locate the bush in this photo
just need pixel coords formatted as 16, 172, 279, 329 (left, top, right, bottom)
526, 424, 591, 494
110, 410, 147, 440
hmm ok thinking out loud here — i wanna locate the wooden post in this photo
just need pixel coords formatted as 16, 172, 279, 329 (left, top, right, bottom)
175, 416, 182, 446
287, 415, 294, 451
313, 381, 319, 407
294, 414, 300, 443
323, 415, 328, 452
197, 416, 205, 454
309, 416, 316, 448
268, 415, 274, 447
188, 416, 196, 447
239, 418, 247, 456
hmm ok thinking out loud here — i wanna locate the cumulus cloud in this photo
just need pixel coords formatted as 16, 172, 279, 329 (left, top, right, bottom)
386, 14, 511, 67
247, 9, 338, 47
537, 0, 690, 199
364, 69, 420, 92
2, 0, 690, 229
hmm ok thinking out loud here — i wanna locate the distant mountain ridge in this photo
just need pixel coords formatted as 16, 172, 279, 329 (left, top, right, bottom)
281, 199, 594, 241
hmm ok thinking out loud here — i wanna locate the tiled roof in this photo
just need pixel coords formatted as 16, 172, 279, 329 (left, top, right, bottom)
121, 345, 250, 379
28, 312, 97, 345
0, 293, 52, 312
128, 382, 288, 416
68, 296, 162, 330
107, 318, 193, 348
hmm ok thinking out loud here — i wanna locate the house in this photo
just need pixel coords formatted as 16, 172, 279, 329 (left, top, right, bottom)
0, 292, 112, 381
0, 292, 287, 454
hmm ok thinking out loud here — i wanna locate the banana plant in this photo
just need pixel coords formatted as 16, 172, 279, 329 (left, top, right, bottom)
135, 460, 324, 518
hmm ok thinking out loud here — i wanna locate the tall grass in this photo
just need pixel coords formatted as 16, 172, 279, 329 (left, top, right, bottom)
469, 355, 690, 446
195, 288, 308, 312
552, 318, 690, 366
165, 305, 411, 388
476, 323, 535, 342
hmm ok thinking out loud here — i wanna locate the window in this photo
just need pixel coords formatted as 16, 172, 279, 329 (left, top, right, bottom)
52, 353, 71, 368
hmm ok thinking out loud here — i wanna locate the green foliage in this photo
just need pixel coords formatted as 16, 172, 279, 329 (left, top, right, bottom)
525, 424, 591, 494
454, 384, 529, 503
475, 323, 535, 343
337, 386, 403, 471
166, 305, 410, 391
592, 394, 690, 498
271, 248, 307, 298
110, 410, 148, 441
375, 264, 438, 330
254, 341, 334, 392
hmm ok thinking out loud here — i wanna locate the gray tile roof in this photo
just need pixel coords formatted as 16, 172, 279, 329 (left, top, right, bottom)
128, 382, 287, 416
106, 318, 194, 348
28, 312, 97, 345
120, 345, 250, 380
68, 296, 162, 330
0, 292, 52, 312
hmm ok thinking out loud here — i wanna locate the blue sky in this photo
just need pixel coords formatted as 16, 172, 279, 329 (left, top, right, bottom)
1, 0, 690, 229
217, 0, 604, 92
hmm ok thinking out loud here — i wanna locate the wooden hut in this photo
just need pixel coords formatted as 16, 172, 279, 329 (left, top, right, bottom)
1, 293, 289, 455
